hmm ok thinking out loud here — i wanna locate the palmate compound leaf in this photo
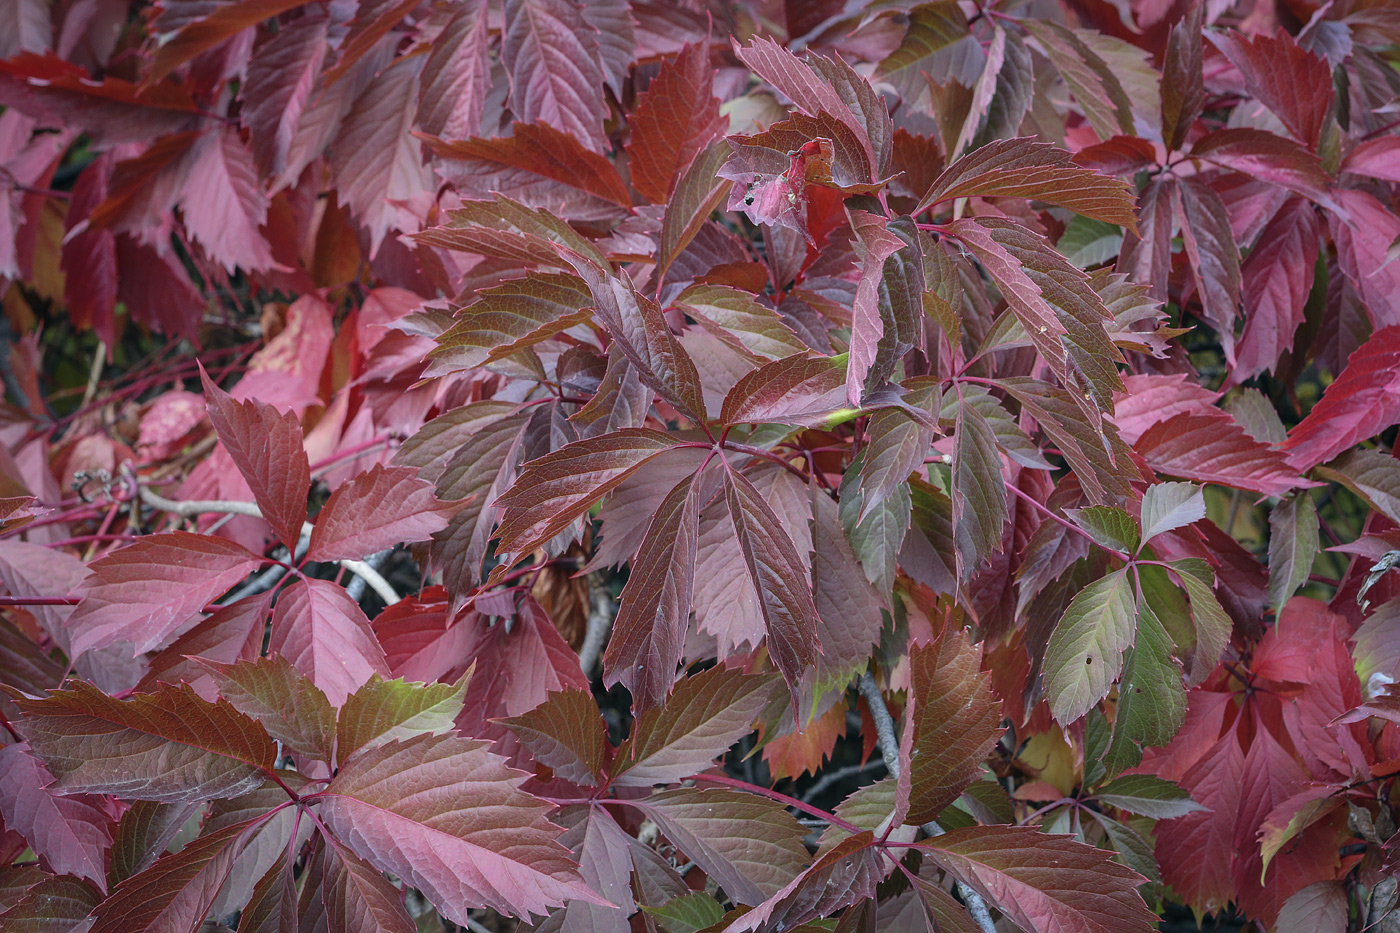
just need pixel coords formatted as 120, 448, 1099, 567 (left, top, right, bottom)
0, 742, 113, 888
494, 429, 681, 559
312, 731, 598, 922
1043, 568, 1136, 725
65, 531, 263, 658
631, 788, 810, 906
721, 462, 821, 701
914, 138, 1136, 226
10, 680, 277, 802
305, 464, 456, 563
917, 826, 1158, 933
611, 665, 780, 788
497, 688, 607, 785
200, 366, 311, 552
267, 577, 390, 708
602, 471, 701, 712
904, 626, 1005, 826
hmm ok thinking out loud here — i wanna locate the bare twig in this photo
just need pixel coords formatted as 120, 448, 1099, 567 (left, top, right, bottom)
858, 669, 998, 933
577, 572, 616, 679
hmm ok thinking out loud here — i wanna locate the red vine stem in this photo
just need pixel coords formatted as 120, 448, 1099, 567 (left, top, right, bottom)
687, 772, 864, 834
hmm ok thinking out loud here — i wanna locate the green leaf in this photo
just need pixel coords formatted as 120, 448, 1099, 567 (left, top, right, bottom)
336, 672, 470, 761
497, 688, 608, 786
643, 891, 726, 933
200, 656, 337, 765
1268, 492, 1319, 612
1139, 482, 1205, 545
1085, 810, 1161, 890
1170, 558, 1232, 682
1043, 568, 1136, 724
1103, 600, 1186, 777
1065, 505, 1137, 553
950, 396, 1006, 579
1093, 775, 1205, 819
1057, 216, 1124, 268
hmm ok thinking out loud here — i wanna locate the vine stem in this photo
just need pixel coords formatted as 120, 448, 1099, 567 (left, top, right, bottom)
1003, 481, 1131, 562
684, 773, 866, 834
857, 671, 999, 933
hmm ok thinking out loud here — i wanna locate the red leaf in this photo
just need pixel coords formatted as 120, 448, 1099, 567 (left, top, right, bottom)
307, 465, 455, 563
11, 680, 277, 802
1135, 410, 1304, 497
501, 0, 609, 153
137, 592, 270, 701
0, 743, 113, 889
497, 688, 608, 785
846, 210, 907, 405
1071, 136, 1158, 176
62, 156, 118, 346
918, 826, 1157, 933
720, 353, 849, 428
1342, 137, 1400, 184
201, 366, 310, 551
1280, 325, 1400, 470
721, 463, 821, 701
1329, 187, 1400, 330
657, 139, 731, 278
603, 471, 700, 711
1233, 198, 1319, 384
1160, 2, 1203, 152
146, 0, 310, 85
1153, 724, 1245, 912
65, 531, 263, 658
1189, 129, 1331, 202
320, 838, 417, 933
416, 0, 490, 139
180, 127, 274, 272
268, 577, 390, 708
371, 587, 470, 683
1213, 30, 1333, 148
629, 42, 727, 204
425, 122, 632, 210
494, 429, 680, 558
241, 9, 328, 178
314, 731, 597, 921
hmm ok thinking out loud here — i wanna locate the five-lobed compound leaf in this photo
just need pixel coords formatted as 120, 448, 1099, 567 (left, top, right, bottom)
919, 825, 1158, 933
200, 367, 311, 551
612, 665, 780, 788
497, 688, 607, 786
1044, 568, 1137, 725
65, 531, 263, 658
11, 680, 277, 802
306, 464, 455, 563
312, 731, 596, 922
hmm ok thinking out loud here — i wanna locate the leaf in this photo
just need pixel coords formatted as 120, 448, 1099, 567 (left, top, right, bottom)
497, 688, 606, 785
11, 680, 276, 802
1176, 177, 1243, 360
313, 731, 595, 922
1342, 137, 1400, 184
65, 532, 262, 658
603, 472, 700, 711
307, 465, 455, 563
643, 891, 726, 933
336, 673, 469, 761
674, 285, 808, 363
1213, 31, 1333, 148
1139, 482, 1206, 545
1135, 410, 1304, 498
1280, 325, 1400, 470
1159, 2, 1203, 151
0, 742, 112, 888
1189, 129, 1331, 202
612, 666, 779, 787
200, 656, 337, 765
1093, 775, 1204, 820
416, 194, 607, 268
873, 3, 971, 100
915, 138, 1136, 226
918, 826, 1157, 933
1274, 881, 1348, 933
501, 0, 608, 153
951, 394, 1006, 578
494, 429, 680, 558
1168, 560, 1232, 685
146, 0, 309, 85
201, 367, 310, 551
1066, 506, 1138, 553
415, 0, 490, 139
844, 210, 908, 405
630, 42, 726, 204
1020, 20, 1134, 142
632, 788, 810, 905
424, 122, 632, 209
1268, 494, 1319, 613
720, 353, 850, 428
1043, 568, 1136, 724
857, 396, 937, 523
427, 272, 593, 376
109, 800, 204, 885
657, 140, 731, 278
0, 874, 102, 930
321, 838, 417, 933
904, 627, 1004, 826
241, 10, 328, 178
1102, 602, 1185, 777
1234, 198, 1320, 383
267, 577, 391, 708
179, 128, 274, 272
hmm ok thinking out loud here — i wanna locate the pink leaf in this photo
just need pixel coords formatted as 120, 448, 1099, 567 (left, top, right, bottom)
307, 465, 455, 563
501, 0, 608, 153
268, 578, 390, 707
0, 743, 112, 889
416, 0, 490, 139
242, 9, 328, 178
179, 127, 274, 272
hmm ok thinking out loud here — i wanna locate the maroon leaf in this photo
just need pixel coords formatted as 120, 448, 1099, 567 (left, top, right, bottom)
146, 0, 309, 85
200, 656, 337, 765
1342, 138, 1400, 184
137, 592, 270, 701
808, 487, 885, 712
497, 688, 608, 785
11, 680, 277, 802
1233, 198, 1319, 383
603, 471, 701, 711
952, 394, 1006, 579
241, 9, 328, 178
0, 874, 102, 929
1136, 410, 1304, 497
1160, 2, 1203, 152
629, 41, 726, 204
1280, 325, 1400, 470
66, 532, 263, 658
416, 0, 490, 139
720, 354, 849, 428
1213, 30, 1333, 148
918, 826, 1157, 933
494, 429, 680, 558
313, 731, 597, 921
612, 665, 779, 787
1176, 177, 1242, 360
846, 210, 907, 405
721, 463, 821, 700
916, 138, 1136, 227
0, 743, 113, 889
307, 465, 455, 563
1189, 129, 1331, 202
200, 367, 310, 551
501, 0, 608, 153
268, 577, 390, 708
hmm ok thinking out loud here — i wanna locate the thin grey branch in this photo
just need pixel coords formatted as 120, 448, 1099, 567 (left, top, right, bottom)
577, 572, 616, 679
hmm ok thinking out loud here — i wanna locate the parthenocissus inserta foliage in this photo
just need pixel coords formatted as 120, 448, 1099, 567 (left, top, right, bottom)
0, 0, 1399, 930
